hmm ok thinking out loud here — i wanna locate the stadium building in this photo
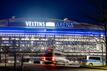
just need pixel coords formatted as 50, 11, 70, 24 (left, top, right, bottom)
0, 18, 106, 61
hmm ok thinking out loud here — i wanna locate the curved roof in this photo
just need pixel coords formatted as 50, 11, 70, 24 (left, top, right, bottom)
0, 18, 104, 30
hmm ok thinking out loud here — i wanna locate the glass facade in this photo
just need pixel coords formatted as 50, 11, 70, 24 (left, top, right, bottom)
0, 29, 105, 55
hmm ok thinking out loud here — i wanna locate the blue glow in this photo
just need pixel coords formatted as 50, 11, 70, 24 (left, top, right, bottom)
0, 27, 106, 37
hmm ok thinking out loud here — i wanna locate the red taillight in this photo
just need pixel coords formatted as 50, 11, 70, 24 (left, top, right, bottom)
52, 57, 55, 61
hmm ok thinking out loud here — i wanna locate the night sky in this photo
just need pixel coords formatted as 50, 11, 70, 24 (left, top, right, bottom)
0, 0, 106, 24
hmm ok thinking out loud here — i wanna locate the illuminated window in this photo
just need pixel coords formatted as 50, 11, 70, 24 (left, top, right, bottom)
2, 37, 9, 40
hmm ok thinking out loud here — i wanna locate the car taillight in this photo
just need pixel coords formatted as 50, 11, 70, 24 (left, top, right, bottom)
52, 57, 55, 61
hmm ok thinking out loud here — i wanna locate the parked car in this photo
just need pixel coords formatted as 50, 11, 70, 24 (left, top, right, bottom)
42, 48, 70, 65
53, 52, 70, 65
80, 56, 106, 67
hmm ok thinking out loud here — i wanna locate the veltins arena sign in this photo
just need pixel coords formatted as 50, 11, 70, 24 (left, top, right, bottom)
25, 21, 73, 28
7, 19, 74, 29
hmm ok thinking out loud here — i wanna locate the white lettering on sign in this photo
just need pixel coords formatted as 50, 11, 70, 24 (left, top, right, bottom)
25, 21, 73, 28
25, 21, 55, 28
25, 21, 45, 27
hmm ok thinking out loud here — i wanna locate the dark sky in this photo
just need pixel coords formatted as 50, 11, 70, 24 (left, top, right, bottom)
0, 0, 106, 24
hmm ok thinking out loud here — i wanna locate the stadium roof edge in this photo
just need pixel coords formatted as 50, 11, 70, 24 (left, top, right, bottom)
0, 18, 104, 30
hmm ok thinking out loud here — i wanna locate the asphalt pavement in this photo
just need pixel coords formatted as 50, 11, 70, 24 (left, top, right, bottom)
0, 64, 107, 71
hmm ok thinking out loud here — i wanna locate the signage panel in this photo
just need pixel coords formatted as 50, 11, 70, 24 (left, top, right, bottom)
25, 21, 73, 28
1, 18, 74, 29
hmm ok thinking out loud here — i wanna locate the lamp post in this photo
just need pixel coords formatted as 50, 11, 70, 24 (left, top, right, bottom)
100, 0, 107, 64
104, 22, 107, 64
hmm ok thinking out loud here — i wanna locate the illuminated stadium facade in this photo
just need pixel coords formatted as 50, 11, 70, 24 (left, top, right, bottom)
0, 18, 106, 59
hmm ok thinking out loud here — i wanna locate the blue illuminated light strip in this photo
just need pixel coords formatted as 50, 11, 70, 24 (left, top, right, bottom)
0, 30, 104, 34
0, 27, 105, 37
0, 29, 104, 34
0, 32, 103, 37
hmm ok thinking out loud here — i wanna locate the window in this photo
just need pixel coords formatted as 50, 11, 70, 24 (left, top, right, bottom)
89, 57, 100, 60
